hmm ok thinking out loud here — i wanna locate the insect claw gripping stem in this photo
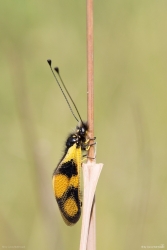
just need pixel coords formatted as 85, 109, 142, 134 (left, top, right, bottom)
82, 155, 96, 160
82, 140, 97, 160
88, 136, 96, 141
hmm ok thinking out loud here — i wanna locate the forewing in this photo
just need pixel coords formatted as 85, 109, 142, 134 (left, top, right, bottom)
52, 144, 82, 225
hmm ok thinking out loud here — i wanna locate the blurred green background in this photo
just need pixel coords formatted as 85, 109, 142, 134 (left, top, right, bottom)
0, 0, 167, 249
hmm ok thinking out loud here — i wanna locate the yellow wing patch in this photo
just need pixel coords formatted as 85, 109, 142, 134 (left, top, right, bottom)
52, 143, 82, 225
52, 174, 69, 198
64, 198, 79, 217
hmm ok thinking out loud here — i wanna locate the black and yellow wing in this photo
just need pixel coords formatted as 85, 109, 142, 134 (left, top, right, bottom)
52, 143, 82, 226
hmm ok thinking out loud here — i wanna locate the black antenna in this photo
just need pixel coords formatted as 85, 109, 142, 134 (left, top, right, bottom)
47, 59, 81, 123
54, 66, 83, 124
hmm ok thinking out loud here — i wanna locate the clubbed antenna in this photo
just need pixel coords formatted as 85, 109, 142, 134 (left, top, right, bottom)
47, 59, 80, 123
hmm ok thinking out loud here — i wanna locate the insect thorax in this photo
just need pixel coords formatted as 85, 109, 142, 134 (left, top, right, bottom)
66, 122, 88, 149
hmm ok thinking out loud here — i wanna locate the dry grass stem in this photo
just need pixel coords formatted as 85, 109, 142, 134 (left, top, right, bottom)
79, 161, 103, 250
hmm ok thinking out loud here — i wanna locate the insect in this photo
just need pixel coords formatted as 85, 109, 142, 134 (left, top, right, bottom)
47, 60, 94, 225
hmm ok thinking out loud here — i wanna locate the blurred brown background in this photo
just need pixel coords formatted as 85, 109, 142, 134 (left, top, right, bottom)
0, 1, 167, 249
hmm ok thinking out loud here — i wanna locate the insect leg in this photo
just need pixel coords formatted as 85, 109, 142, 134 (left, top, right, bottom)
82, 140, 97, 160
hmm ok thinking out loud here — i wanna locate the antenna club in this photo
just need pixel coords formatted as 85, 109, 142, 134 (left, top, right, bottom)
47, 59, 52, 66
54, 67, 60, 74
47, 60, 82, 123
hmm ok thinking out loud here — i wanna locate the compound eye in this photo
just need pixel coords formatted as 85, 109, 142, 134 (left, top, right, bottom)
81, 128, 85, 133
